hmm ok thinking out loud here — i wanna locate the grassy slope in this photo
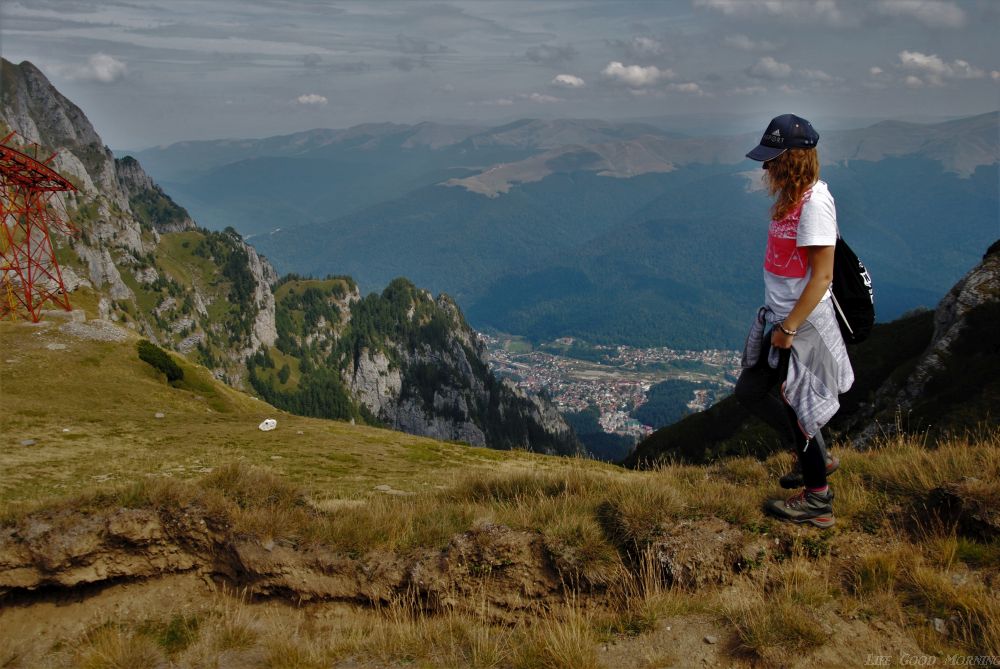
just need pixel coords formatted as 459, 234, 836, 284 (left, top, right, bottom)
0, 293, 578, 509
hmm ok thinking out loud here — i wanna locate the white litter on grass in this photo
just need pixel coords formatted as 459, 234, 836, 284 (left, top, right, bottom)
259, 418, 277, 431
155, 412, 165, 419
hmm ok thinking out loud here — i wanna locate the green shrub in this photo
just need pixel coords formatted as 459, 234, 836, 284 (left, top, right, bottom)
137, 340, 184, 382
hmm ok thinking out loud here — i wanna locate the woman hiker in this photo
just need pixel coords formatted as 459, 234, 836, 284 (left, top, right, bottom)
736, 113, 854, 528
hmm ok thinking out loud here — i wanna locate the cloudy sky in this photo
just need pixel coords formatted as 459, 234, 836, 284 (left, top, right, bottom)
2, 0, 998, 148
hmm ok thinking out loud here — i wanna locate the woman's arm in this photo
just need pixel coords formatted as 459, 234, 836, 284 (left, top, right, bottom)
771, 244, 835, 349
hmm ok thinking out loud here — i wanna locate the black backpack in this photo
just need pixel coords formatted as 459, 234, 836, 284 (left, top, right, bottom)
830, 237, 874, 344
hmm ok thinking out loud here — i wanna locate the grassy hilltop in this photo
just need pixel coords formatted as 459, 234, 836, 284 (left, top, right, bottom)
1, 304, 998, 668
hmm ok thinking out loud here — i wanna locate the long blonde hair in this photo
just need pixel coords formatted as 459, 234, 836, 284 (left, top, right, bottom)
765, 147, 819, 220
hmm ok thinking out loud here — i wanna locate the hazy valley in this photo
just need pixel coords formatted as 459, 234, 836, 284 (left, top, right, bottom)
138, 113, 998, 349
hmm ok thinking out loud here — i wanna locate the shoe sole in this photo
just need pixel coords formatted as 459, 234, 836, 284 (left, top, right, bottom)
779, 459, 841, 489
791, 515, 835, 529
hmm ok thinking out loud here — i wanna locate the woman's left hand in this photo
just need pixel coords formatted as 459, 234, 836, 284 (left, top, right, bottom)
771, 328, 795, 349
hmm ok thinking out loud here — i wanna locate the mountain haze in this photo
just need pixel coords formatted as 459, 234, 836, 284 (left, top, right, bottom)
139, 112, 999, 349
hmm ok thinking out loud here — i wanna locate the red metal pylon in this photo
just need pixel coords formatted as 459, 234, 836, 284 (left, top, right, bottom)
0, 132, 78, 322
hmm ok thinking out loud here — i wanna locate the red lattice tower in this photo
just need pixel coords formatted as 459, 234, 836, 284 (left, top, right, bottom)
0, 132, 78, 322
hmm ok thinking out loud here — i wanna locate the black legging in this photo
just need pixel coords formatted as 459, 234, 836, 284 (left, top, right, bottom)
735, 329, 828, 489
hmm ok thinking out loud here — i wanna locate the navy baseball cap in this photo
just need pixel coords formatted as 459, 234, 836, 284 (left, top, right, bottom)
746, 114, 820, 162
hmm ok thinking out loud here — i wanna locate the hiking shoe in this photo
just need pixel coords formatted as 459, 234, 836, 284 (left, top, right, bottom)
765, 488, 835, 528
779, 455, 840, 489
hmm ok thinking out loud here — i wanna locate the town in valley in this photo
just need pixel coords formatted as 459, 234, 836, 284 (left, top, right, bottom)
482, 334, 742, 441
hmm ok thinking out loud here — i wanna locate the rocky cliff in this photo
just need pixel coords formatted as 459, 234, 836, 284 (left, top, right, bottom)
849, 240, 1000, 443
0, 58, 275, 385
251, 277, 581, 454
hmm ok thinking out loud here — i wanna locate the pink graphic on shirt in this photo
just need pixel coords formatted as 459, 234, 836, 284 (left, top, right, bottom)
764, 196, 810, 278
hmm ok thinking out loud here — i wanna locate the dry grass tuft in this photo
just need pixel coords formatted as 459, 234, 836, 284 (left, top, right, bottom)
210, 587, 259, 651
767, 556, 835, 608
719, 584, 829, 661
596, 478, 684, 553
261, 630, 330, 669
901, 561, 1000, 655
854, 431, 1000, 500
448, 467, 598, 505
74, 625, 165, 669
842, 548, 906, 598
513, 607, 600, 669
597, 548, 699, 638
543, 512, 622, 588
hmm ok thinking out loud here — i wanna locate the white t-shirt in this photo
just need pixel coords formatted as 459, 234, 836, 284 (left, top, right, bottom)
762, 180, 838, 318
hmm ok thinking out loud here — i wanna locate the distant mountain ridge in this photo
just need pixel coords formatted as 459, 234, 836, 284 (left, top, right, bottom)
139, 112, 998, 184
134, 104, 998, 351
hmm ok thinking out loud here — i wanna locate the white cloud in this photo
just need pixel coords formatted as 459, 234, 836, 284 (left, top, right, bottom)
898, 50, 985, 85
552, 74, 585, 88
723, 34, 776, 51
951, 59, 985, 79
474, 92, 563, 106
992, 71, 1000, 81
899, 50, 951, 76
666, 82, 704, 95
86, 53, 127, 83
475, 97, 515, 107
523, 92, 562, 104
731, 85, 767, 95
870, 66, 884, 76
873, 1, 965, 28
602, 61, 671, 87
746, 56, 792, 80
57, 52, 127, 83
296, 93, 328, 105
904, 75, 924, 88
801, 68, 837, 83
694, 0, 848, 26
